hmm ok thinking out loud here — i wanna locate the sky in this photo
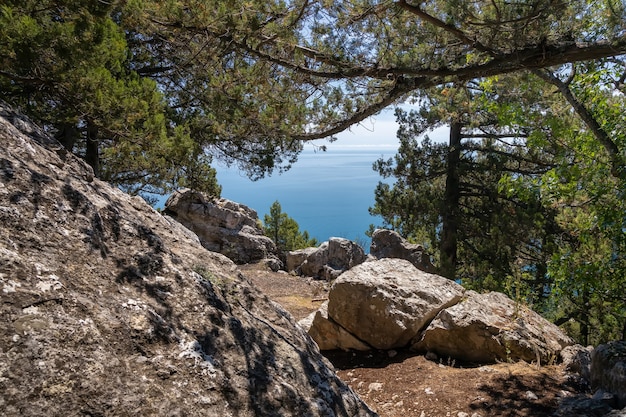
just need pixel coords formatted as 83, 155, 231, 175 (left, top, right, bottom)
154, 105, 452, 242
312, 106, 449, 151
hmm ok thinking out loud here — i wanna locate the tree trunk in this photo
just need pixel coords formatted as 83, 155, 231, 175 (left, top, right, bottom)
56, 123, 80, 152
439, 122, 462, 279
580, 288, 590, 345
85, 122, 100, 178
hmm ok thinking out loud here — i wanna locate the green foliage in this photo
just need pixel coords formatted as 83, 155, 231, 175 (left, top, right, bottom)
2, 0, 625, 194
263, 201, 318, 253
0, 0, 221, 199
372, 74, 557, 285
371, 66, 626, 344
1, 0, 624, 343
501, 63, 626, 344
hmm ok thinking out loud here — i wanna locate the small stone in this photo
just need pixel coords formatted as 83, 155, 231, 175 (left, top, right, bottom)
592, 389, 617, 407
525, 390, 538, 400
368, 382, 383, 392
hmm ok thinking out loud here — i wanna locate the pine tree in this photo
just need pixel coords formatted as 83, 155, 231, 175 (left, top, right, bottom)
263, 201, 318, 253
0, 0, 220, 199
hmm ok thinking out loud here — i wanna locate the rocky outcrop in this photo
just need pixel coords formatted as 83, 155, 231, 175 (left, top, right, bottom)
370, 229, 435, 273
164, 189, 281, 268
0, 102, 376, 417
591, 341, 626, 408
554, 340, 626, 417
304, 258, 465, 350
301, 258, 572, 364
413, 291, 573, 363
287, 237, 367, 280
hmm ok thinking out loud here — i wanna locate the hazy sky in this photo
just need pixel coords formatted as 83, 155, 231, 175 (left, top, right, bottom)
310, 106, 449, 151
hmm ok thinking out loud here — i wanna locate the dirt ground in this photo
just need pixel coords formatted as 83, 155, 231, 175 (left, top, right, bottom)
240, 263, 585, 417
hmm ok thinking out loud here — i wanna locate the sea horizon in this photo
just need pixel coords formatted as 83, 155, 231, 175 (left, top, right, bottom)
158, 146, 398, 250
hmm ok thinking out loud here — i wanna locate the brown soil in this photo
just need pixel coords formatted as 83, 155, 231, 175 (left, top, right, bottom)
240, 263, 584, 417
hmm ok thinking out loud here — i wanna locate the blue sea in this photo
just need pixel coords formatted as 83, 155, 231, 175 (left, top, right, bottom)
191, 147, 397, 247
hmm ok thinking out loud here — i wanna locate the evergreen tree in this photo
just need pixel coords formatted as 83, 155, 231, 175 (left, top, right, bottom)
136, 0, 625, 147
370, 76, 559, 299
371, 64, 626, 344
3, 1, 625, 183
0, 0, 221, 199
263, 201, 318, 253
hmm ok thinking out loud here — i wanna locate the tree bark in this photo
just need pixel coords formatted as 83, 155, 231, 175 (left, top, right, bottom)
440, 122, 462, 279
56, 123, 80, 152
85, 122, 100, 178
580, 288, 590, 346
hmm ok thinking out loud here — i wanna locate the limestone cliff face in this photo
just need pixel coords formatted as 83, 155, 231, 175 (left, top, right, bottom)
0, 102, 376, 417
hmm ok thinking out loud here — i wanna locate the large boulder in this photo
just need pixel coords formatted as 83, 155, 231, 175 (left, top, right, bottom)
327, 258, 465, 350
370, 229, 435, 273
299, 302, 371, 351
287, 237, 367, 280
286, 246, 318, 273
562, 344, 593, 383
0, 102, 376, 417
164, 189, 281, 267
591, 341, 626, 408
412, 291, 573, 363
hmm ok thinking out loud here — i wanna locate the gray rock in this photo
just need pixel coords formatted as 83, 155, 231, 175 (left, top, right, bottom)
299, 301, 371, 351
327, 258, 465, 350
591, 341, 626, 408
412, 292, 573, 363
553, 395, 615, 417
286, 246, 318, 273
0, 102, 376, 417
287, 237, 367, 280
164, 188, 281, 266
562, 344, 593, 382
605, 407, 626, 417
370, 229, 435, 272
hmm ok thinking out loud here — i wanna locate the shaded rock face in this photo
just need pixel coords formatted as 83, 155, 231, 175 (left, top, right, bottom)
553, 395, 620, 417
164, 189, 281, 268
562, 344, 593, 383
0, 103, 376, 417
287, 237, 367, 280
592, 341, 626, 408
300, 301, 371, 351
413, 291, 573, 364
301, 258, 572, 363
370, 229, 435, 273
286, 246, 318, 273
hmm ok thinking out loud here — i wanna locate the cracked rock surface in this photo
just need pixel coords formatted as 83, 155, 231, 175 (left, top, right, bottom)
0, 102, 377, 417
